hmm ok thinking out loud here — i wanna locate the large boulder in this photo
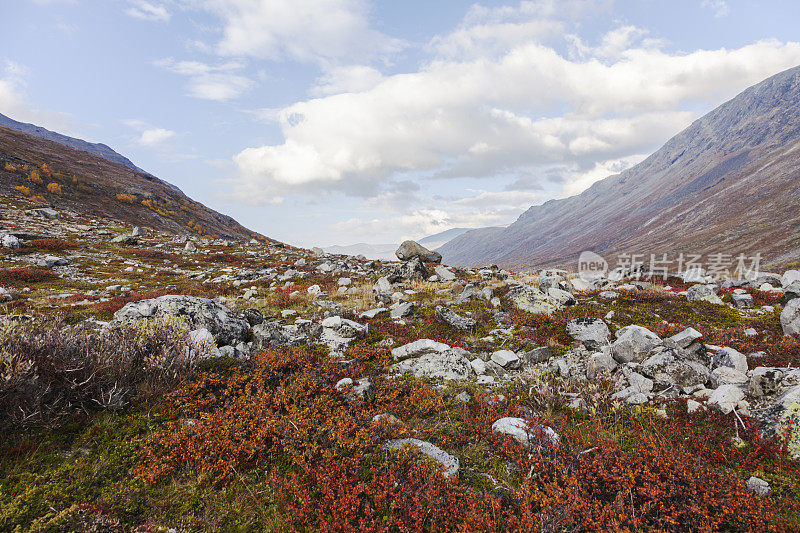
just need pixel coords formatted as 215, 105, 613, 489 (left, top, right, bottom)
611, 325, 661, 364
383, 439, 459, 479
395, 240, 442, 263
567, 318, 610, 350
712, 347, 748, 373
391, 339, 450, 361
506, 285, 559, 315
781, 298, 800, 335
782, 270, 800, 288
687, 284, 723, 305
435, 306, 476, 330
782, 282, 800, 305
391, 350, 473, 381
639, 349, 710, 392
0, 234, 21, 249
386, 257, 429, 283
112, 295, 249, 346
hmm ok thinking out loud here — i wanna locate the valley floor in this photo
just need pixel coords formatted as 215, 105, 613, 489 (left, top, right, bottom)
1, 194, 799, 532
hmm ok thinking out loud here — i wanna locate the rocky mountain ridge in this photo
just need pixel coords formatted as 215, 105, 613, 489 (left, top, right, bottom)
0, 112, 144, 173
439, 65, 800, 270
0, 124, 268, 242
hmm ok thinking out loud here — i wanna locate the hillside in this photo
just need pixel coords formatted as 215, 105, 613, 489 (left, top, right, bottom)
439, 65, 800, 269
0, 124, 267, 241
0, 113, 144, 173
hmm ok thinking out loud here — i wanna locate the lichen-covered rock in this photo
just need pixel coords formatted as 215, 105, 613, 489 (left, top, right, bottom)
567, 318, 610, 350
435, 306, 476, 330
587, 352, 617, 380
490, 350, 520, 369
391, 351, 473, 381
0, 234, 21, 249
491, 417, 559, 449
112, 295, 249, 346
391, 339, 450, 361
640, 350, 710, 392
611, 325, 661, 363
712, 347, 748, 373
507, 284, 560, 314
383, 438, 459, 479
749, 367, 784, 397
781, 298, 800, 335
687, 284, 723, 304
708, 384, 745, 414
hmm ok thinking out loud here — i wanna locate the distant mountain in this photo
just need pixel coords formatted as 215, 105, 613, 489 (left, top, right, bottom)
439, 65, 800, 269
419, 227, 474, 250
325, 227, 480, 260
0, 113, 147, 174
0, 124, 269, 242
323, 242, 397, 260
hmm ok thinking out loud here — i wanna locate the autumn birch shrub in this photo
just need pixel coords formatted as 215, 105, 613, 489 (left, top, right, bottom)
0, 316, 192, 430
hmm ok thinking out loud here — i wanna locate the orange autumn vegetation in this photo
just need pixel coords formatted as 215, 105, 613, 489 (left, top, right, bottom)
138, 345, 796, 531
116, 193, 137, 204
46, 182, 62, 195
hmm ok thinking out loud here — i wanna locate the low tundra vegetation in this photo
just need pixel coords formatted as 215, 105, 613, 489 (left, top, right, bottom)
1, 337, 798, 531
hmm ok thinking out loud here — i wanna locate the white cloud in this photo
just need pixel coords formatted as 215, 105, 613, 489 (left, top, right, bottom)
126, 1, 171, 22
155, 58, 254, 100
702, 0, 730, 18
311, 65, 384, 96
428, 0, 610, 60
124, 119, 177, 148
190, 0, 405, 65
138, 127, 176, 146
0, 60, 74, 133
231, 34, 800, 203
560, 153, 647, 196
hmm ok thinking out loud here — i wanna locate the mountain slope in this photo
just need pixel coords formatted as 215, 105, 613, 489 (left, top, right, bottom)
0, 125, 267, 241
439, 65, 800, 269
419, 227, 474, 249
0, 113, 145, 173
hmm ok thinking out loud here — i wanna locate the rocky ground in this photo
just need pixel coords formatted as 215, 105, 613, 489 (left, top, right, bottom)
1, 195, 800, 531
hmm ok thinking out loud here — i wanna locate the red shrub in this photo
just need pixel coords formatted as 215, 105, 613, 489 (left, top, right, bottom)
25, 238, 73, 251
123, 249, 173, 261
0, 267, 56, 285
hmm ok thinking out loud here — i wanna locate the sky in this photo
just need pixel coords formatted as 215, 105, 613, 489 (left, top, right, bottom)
2, 0, 800, 248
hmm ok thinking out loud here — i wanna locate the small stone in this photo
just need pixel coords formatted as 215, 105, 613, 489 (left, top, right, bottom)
749, 367, 784, 397
746, 476, 771, 496
491, 350, 520, 369
491, 417, 559, 449
708, 384, 745, 414
687, 399, 702, 413
383, 438, 459, 479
